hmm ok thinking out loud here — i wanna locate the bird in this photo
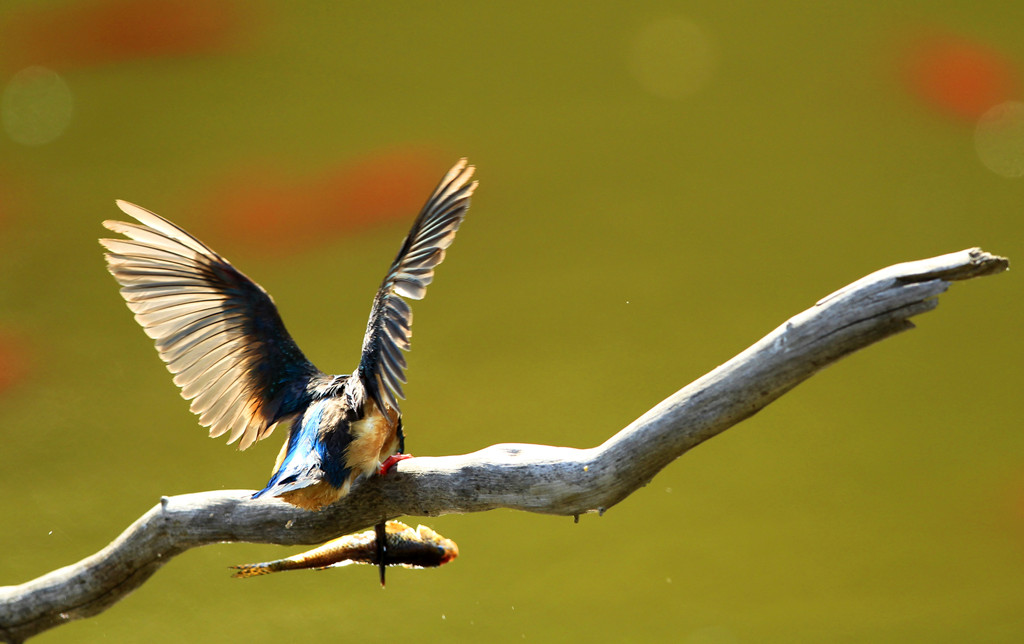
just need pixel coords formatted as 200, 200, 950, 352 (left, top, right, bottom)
100, 159, 477, 513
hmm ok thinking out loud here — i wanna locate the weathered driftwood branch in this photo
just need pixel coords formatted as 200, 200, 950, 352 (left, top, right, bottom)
0, 248, 1008, 643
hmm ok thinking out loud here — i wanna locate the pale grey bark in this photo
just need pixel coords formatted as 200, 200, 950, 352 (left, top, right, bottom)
0, 248, 1008, 643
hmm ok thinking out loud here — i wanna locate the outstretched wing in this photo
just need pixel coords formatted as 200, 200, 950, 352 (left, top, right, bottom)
357, 159, 477, 413
101, 201, 321, 449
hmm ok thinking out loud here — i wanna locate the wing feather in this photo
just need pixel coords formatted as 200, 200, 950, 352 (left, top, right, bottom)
101, 200, 321, 449
357, 159, 476, 413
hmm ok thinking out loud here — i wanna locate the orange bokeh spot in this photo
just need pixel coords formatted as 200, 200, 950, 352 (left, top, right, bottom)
0, 0, 259, 71
0, 330, 31, 395
902, 30, 1020, 121
203, 148, 450, 255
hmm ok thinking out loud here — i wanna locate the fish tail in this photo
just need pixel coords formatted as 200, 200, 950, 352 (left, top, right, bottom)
229, 561, 287, 578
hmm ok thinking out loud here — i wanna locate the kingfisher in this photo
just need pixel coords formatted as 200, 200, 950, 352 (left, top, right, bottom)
100, 159, 477, 513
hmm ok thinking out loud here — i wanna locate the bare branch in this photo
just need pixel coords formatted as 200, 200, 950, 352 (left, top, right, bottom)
0, 248, 1008, 643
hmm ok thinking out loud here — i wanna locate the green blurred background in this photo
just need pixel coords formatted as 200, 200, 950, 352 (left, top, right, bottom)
1, 1, 1022, 642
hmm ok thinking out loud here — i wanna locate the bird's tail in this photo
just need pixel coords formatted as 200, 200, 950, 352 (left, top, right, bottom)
252, 405, 352, 510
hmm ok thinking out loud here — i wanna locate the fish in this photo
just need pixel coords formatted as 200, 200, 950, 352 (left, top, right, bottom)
230, 521, 459, 584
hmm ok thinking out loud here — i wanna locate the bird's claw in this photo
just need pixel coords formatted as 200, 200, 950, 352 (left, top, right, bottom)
378, 453, 413, 476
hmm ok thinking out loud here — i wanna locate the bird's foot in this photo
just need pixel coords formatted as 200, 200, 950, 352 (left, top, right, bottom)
378, 453, 413, 476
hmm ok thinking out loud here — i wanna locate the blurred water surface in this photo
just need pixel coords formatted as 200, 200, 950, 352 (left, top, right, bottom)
1, 2, 1021, 642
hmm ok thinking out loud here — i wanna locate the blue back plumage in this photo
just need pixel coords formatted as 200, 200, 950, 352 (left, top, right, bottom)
253, 398, 350, 498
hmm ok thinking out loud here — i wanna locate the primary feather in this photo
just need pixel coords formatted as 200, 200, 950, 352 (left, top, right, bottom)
101, 201, 319, 450
358, 158, 477, 415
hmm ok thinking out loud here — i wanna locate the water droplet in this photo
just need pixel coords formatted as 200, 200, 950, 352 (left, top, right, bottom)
2, 66, 74, 145
629, 17, 717, 100
975, 101, 1024, 177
